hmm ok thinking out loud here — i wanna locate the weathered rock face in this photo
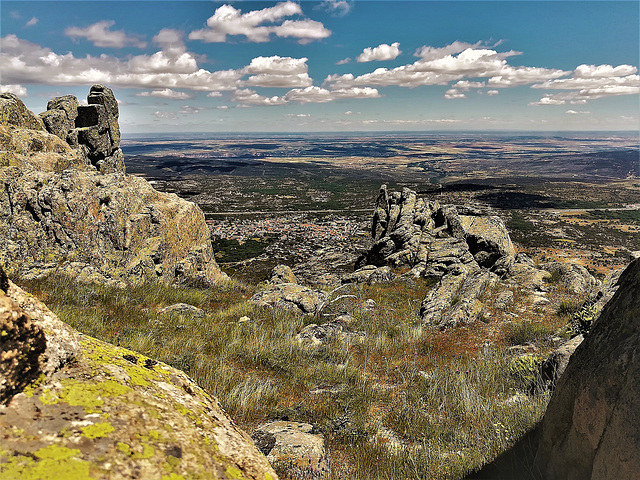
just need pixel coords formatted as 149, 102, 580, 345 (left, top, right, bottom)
1, 87, 227, 287
250, 284, 328, 315
0, 279, 278, 480
535, 258, 640, 479
42, 85, 124, 174
357, 185, 514, 278
1, 169, 227, 286
0, 93, 45, 131
358, 185, 516, 328
541, 261, 598, 295
341, 265, 395, 285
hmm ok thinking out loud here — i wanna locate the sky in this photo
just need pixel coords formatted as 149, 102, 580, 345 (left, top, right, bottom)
1, 0, 639, 133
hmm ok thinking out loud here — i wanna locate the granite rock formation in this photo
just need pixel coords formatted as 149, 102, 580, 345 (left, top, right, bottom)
535, 258, 640, 479
250, 283, 328, 315
1, 87, 227, 287
0, 273, 278, 480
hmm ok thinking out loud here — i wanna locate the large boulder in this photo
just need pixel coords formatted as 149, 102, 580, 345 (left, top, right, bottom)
0, 168, 227, 286
250, 283, 328, 315
535, 258, 640, 479
542, 261, 599, 295
0, 278, 278, 480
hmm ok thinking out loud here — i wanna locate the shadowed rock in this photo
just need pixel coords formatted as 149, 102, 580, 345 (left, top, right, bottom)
250, 283, 328, 315
535, 258, 640, 479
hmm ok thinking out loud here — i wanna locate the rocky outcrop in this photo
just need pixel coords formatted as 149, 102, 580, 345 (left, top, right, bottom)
1, 87, 227, 287
358, 185, 516, 328
42, 85, 124, 174
0, 277, 278, 480
268, 264, 298, 284
357, 185, 514, 278
535, 258, 640, 479
0, 93, 45, 131
250, 283, 328, 315
341, 265, 395, 285
538, 334, 584, 391
252, 421, 327, 479
420, 269, 497, 329
541, 261, 598, 295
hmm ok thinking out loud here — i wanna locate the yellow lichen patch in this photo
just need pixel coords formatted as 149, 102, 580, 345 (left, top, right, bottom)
225, 465, 245, 479
81, 422, 115, 439
1, 445, 94, 480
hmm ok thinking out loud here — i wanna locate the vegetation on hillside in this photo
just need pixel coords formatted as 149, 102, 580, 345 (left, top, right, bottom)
15, 269, 580, 480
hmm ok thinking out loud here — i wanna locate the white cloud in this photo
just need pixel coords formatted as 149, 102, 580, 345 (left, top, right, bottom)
25, 17, 38, 27
0, 84, 27, 96
574, 64, 637, 78
241, 56, 312, 87
0, 35, 241, 92
344, 110, 353, 115
530, 66, 640, 105
486, 90, 499, 96
336, 58, 351, 65
318, 0, 352, 17
232, 89, 287, 106
179, 105, 201, 114
65, 20, 147, 48
189, 2, 330, 44
136, 88, 194, 100
357, 42, 401, 63
453, 80, 485, 90
529, 96, 566, 106
216, 105, 229, 110
566, 110, 590, 114
285, 113, 311, 117
243, 56, 309, 75
284, 86, 380, 103
207, 92, 223, 98
244, 73, 313, 88
152, 29, 187, 54
444, 88, 465, 99
327, 42, 566, 93
154, 111, 177, 119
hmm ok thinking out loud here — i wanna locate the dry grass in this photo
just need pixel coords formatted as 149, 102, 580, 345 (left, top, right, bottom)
16, 272, 569, 479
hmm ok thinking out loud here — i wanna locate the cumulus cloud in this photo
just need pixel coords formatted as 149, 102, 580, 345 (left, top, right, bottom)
453, 80, 485, 90
285, 113, 311, 117
530, 64, 640, 105
0, 34, 241, 91
318, 0, 353, 17
152, 29, 187, 53
231, 85, 380, 106
232, 89, 287, 106
207, 92, 223, 98
326, 41, 569, 98
136, 88, 193, 99
444, 88, 465, 99
357, 42, 401, 63
486, 90, 499, 96
189, 2, 330, 44
65, 20, 147, 48
241, 56, 312, 87
25, 17, 38, 27
566, 110, 590, 114
336, 58, 351, 65
0, 84, 27, 96
574, 64, 637, 78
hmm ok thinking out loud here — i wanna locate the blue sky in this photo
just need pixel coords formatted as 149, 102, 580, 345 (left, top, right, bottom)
1, 1, 638, 132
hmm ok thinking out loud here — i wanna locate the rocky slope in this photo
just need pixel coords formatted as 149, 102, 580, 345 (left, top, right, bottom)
535, 258, 639, 479
1, 87, 226, 287
0, 265, 277, 480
